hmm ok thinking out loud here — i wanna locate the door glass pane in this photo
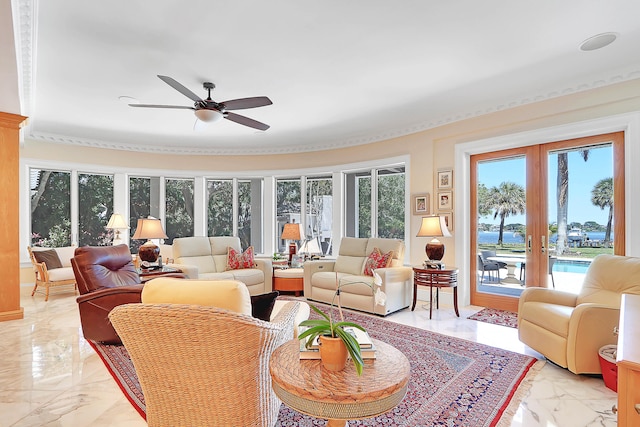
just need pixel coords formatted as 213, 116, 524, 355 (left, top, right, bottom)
30, 169, 71, 247
476, 156, 527, 297
345, 171, 371, 238
306, 176, 332, 255
276, 178, 302, 253
377, 167, 405, 239
238, 178, 263, 252
547, 143, 613, 293
78, 173, 114, 246
207, 179, 233, 236
165, 178, 194, 244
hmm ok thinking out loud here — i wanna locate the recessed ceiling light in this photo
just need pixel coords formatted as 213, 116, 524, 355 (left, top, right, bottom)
579, 32, 618, 51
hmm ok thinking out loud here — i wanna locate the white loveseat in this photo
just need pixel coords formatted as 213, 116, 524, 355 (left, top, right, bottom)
303, 237, 412, 316
170, 236, 273, 295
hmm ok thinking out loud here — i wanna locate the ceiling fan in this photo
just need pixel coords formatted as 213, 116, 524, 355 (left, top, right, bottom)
129, 75, 272, 131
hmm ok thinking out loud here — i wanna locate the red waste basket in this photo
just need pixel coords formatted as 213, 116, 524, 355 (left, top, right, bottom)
598, 345, 617, 392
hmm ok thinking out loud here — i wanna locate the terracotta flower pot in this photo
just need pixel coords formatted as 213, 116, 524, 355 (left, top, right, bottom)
318, 335, 348, 371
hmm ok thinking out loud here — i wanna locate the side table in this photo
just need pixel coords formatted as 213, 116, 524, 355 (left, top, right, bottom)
273, 267, 304, 296
270, 338, 410, 427
412, 266, 459, 319
138, 266, 186, 283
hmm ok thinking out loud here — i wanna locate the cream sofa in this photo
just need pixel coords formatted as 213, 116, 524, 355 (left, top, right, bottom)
170, 236, 272, 295
518, 254, 640, 374
303, 237, 412, 316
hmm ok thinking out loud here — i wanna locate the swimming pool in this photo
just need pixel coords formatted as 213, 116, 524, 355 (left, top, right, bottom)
553, 259, 591, 274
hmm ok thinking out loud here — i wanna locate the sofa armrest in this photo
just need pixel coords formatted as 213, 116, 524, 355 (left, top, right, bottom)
254, 258, 273, 290
167, 262, 199, 279
374, 266, 412, 289
303, 260, 336, 295
76, 285, 144, 304
567, 303, 621, 373
519, 287, 577, 307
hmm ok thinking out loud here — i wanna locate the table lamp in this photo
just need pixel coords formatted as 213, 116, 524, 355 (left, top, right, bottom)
281, 223, 302, 264
106, 213, 129, 246
132, 217, 168, 263
416, 215, 451, 267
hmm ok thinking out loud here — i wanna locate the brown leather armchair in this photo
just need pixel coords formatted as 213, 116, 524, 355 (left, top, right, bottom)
72, 244, 144, 344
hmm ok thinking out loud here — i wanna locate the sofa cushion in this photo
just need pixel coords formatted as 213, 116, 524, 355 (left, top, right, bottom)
227, 246, 255, 270
520, 301, 573, 338
141, 277, 252, 316
33, 249, 63, 270
198, 272, 235, 281
178, 255, 218, 275
229, 268, 264, 287
363, 247, 393, 276
173, 236, 212, 258
339, 275, 376, 296
250, 291, 279, 321
48, 267, 76, 281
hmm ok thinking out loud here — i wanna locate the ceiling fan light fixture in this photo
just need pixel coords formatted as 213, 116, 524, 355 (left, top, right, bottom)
195, 109, 224, 123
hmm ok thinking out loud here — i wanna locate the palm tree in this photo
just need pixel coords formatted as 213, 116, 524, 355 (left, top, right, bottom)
555, 150, 589, 255
489, 182, 526, 245
591, 177, 614, 244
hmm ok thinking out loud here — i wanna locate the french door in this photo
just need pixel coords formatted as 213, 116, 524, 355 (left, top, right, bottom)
470, 132, 625, 312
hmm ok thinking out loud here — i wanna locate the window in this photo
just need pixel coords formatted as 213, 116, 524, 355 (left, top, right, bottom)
165, 178, 194, 244
306, 176, 333, 255
30, 169, 72, 247
208, 178, 263, 251
345, 166, 405, 239
276, 178, 302, 253
78, 173, 114, 246
129, 176, 156, 252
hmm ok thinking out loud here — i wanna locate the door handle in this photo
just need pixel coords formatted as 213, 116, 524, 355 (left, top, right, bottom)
527, 235, 532, 254
541, 235, 546, 254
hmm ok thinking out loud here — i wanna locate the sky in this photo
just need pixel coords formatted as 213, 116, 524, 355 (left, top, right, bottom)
477, 144, 613, 227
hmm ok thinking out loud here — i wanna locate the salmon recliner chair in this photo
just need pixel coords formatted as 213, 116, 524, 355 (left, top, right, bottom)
518, 254, 640, 374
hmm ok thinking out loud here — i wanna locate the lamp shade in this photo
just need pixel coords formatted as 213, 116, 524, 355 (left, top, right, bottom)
416, 215, 451, 238
106, 213, 129, 230
132, 218, 168, 240
417, 215, 451, 262
280, 223, 302, 241
299, 237, 322, 254
195, 109, 224, 123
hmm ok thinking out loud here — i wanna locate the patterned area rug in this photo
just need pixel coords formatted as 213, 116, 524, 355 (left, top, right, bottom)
468, 308, 519, 328
90, 301, 542, 426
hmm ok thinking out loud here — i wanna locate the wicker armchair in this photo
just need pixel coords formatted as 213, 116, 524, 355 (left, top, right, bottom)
109, 301, 300, 427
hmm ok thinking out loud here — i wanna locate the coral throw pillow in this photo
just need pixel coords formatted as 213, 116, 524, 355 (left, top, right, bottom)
363, 247, 393, 276
227, 246, 256, 270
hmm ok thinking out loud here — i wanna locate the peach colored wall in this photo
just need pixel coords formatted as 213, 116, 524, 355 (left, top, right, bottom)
19, 78, 640, 283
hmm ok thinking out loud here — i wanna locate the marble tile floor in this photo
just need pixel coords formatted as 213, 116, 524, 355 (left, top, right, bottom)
1, 286, 617, 427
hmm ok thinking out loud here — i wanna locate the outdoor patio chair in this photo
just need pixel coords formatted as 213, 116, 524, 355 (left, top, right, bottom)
478, 251, 507, 284
519, 256, 557, 288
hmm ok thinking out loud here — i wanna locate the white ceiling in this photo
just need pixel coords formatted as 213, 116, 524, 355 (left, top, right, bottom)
6, 0, 640, 155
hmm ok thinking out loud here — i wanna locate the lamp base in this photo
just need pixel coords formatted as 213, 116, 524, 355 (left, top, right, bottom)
288, 242, 297, 265
138, 240, 160, 263
425, 239, 445, 262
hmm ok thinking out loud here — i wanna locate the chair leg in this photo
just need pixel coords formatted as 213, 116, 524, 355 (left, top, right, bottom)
550, 272, 555, 289
31, 283, 38, 296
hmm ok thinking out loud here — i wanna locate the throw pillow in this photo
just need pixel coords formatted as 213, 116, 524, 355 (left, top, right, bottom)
363, 247, 393, 276
32, 249, 63, 270
251, 291, 279, 321
226, 246, 255, 270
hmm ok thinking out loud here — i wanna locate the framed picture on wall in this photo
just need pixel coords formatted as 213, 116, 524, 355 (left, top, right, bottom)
441, 212, 453, 232
437, 191, 453, 210
412, 193, 430, 215
437, 169, 453, 189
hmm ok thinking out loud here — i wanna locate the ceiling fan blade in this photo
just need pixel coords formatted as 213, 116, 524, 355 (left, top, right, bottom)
225, 112, 270, 131
222, 96, 273, 110
157, 75, 202, 102
129, 104, 195, 110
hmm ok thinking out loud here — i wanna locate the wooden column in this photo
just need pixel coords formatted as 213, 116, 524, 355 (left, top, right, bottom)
0, 111, 27, 321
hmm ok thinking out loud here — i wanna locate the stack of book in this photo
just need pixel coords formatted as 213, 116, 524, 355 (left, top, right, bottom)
299, 327, 377, 360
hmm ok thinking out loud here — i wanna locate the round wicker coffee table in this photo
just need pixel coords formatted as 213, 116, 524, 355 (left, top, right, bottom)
269, 338, 410, 427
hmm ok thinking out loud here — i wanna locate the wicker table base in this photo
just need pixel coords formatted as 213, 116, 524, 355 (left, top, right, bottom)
270, 338, 410, 426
